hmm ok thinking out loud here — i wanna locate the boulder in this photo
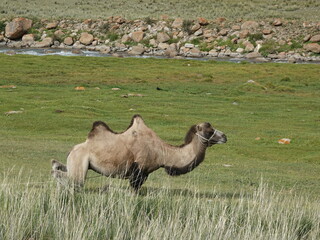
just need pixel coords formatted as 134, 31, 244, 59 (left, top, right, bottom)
64, 37, 74, 46
0, 35, 4, 42
149, 39, 158, 47
158, 42, 170, 50
245, 52, 262, 59
129, 45, 145, 55
198, 17, 209, 26
188, 47, 201, 57
54, 30, 64, 39
79, 32, 94, 45
245, 43, 255, 52
304, 43, 320, 53
157, 32, 170, 43
46, 22, 59, 29
164, 46, 178, 57
22, 34, 34, 44
131, 31, 144, 42
241, 21, 259, 30
310, 34, 320, 42
121, 34, 131, 43
172, 18, 183, 28
5, 17, 33, 40
34, 37, 53, 48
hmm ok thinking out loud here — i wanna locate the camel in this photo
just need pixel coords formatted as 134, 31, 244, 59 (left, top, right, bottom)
51, 115, 227, 191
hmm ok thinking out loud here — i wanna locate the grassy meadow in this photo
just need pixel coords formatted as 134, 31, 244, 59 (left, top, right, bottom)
0, 54, 320, 238
1, 0, 320, 21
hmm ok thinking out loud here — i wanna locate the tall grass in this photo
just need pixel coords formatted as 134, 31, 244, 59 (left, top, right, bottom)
1, 172, 319, 239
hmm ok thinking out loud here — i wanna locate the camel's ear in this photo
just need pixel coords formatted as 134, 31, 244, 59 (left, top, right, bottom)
196, 125, 202, 132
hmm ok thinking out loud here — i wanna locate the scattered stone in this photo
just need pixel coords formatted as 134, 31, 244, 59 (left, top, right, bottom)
64, 37, 73, 46
273, 19, 283, 26
223, 164, 232, 167
157, 32, 170, 43
278, 138, 291, 144
198, 17, 209, 26
219, 29, 229, 36
194, 28, 203, 36
112, 88, 121, 91
215, 17, 226, 24
262, 29, 272, 35
184, 43, 194, 48
241, 21, 259, 30
191, 23, 201, 33
172, 18, 183, 28
79, 32, 94, 45
304, 43, 320, 53
5, 17, 33, 40
74, 86, 85, 90
46, 22, 59, 29
303, 34, 311, 42
310, 34, 320, 42
239, 30, 250, 39
131, 31, 144, 42
5, 110, 23, 115
245, 52, 262, 59
0, 85, 16, 88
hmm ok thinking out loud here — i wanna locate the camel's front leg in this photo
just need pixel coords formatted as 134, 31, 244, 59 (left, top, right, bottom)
129, 163, 149, 192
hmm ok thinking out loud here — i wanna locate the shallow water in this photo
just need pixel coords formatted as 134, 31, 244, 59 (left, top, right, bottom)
1, 47, 319, 64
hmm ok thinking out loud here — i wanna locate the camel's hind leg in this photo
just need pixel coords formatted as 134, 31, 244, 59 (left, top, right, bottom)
66, 147, 90, 188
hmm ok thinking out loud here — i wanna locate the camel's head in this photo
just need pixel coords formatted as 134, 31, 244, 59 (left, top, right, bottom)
196, 122, 227, 147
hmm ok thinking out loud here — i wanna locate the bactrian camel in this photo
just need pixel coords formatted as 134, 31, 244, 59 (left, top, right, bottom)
51, 115, 227, 191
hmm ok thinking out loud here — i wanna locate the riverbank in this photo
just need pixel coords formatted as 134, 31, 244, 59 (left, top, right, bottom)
1, 17, 320, 63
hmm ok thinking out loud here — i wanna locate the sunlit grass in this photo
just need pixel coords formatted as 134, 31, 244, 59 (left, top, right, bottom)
0, 0, 319, 21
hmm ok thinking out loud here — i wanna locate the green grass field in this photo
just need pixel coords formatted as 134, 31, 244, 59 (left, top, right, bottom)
1, 54, 319, 195
1, 0, 320, 21
0, 54, 319, 238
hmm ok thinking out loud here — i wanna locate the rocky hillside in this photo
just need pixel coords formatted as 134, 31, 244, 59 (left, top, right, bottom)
1, 17, 320, 62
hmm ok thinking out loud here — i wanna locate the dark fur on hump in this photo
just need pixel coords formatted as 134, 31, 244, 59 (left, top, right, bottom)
179, 125, 197, 147
88, 114, 143, 138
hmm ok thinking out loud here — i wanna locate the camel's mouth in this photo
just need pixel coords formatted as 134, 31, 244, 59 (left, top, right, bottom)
208, 132, 227, 146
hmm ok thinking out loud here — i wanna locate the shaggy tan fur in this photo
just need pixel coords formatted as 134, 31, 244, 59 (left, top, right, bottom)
51, 115, 227, 191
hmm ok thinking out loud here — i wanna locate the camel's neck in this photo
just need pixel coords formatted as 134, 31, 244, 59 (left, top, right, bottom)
160, 136, 207, 176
